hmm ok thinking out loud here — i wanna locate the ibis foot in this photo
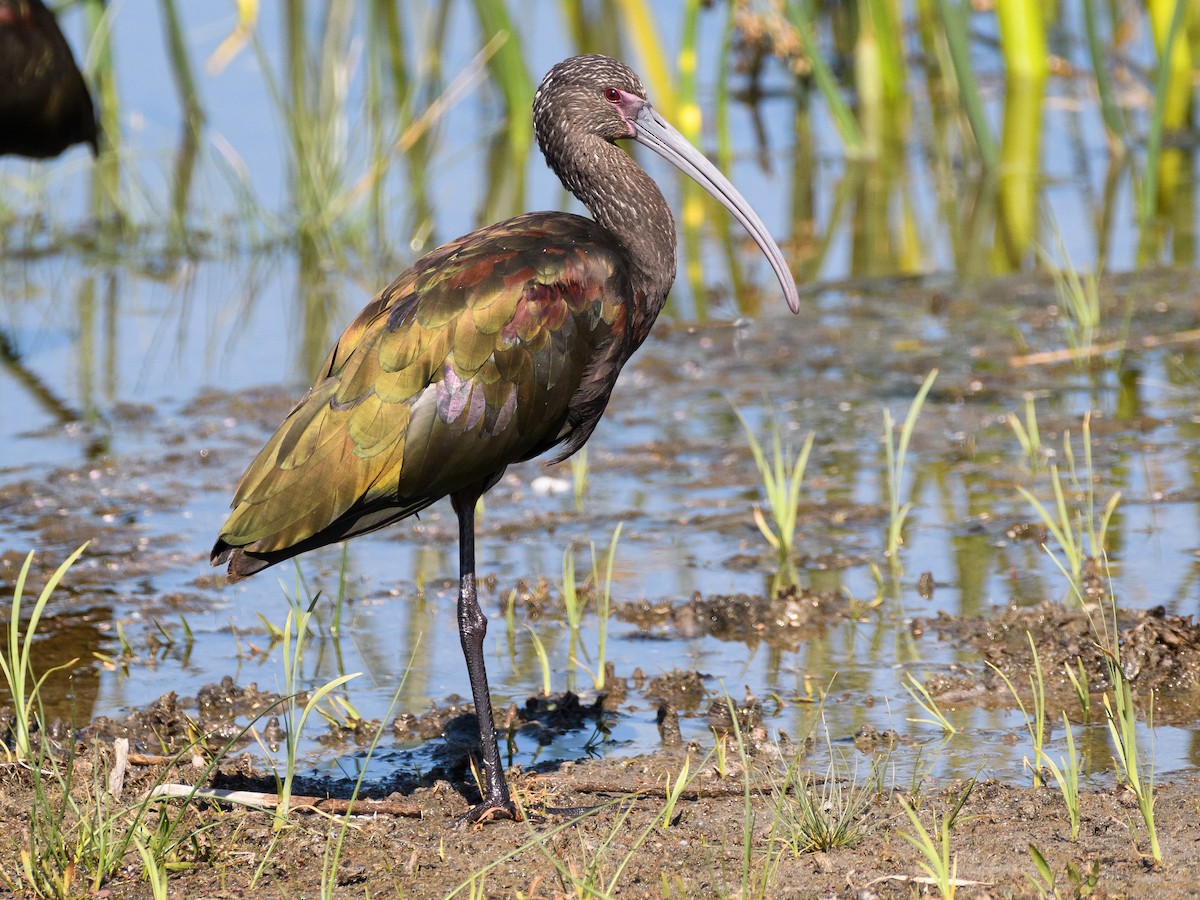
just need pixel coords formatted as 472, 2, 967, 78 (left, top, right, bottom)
453, 797, 521, 829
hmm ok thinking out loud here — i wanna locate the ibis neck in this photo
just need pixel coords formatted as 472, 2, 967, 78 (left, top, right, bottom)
549, 134, 678, 324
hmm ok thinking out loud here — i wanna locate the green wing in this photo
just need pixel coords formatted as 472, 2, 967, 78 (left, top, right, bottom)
213, 213, 629, 576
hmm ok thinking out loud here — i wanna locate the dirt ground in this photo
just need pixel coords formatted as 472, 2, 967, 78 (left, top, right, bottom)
4, 592, 1200, 900
0, 738, 1197, 899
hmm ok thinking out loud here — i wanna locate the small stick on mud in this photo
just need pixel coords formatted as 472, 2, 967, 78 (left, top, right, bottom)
107, 738, 128, 799
127, 751, 207, 768
148, 783, 422, 818
1009, 327, 1200, 367
528, 777, 748, 800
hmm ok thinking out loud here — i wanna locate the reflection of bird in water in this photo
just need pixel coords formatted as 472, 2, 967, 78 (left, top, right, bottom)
212, 54, 798, 823
0, 0, 98, 158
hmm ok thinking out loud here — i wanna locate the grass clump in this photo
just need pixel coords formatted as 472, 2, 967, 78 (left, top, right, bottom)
267, 576, 361, 831
770, 749, 874, 854
1016, 413, 1120, 600
558, 524, 624, 693
733, 403, 814, 590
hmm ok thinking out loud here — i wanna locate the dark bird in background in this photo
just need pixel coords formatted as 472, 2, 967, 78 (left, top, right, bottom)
0, 0, 98, 158
212, 54, 799, 824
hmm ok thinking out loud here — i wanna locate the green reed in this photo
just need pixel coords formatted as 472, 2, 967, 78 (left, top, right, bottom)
988, 633, 1049, 787
933, 0, 997, 167
884, 369, 937, 569
995, 0, 1047, 83
1016, 414, 1120, 599
471, 1, 532, 155
1, 544, 88, 760
903, 672, 958, 735
897, 792, 960, 899
785, 0, 866, 156
734, 404, 815, 590
271, 579, 360, 831
1039, 712, 1082, 840
1142, 0, 1191, 228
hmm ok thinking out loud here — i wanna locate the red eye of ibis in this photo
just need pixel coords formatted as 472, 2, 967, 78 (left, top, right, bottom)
604, 88, 620, 103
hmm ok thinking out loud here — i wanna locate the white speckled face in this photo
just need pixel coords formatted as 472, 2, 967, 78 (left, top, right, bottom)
533, 55, 647, 149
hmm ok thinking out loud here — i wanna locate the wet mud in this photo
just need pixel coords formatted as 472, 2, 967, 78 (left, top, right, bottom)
920, 601, 1200, 724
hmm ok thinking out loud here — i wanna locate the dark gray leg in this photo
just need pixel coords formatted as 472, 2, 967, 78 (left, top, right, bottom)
451, 488, 517, 824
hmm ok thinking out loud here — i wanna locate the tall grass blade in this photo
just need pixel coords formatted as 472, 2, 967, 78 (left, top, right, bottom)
1, 544, 89, 759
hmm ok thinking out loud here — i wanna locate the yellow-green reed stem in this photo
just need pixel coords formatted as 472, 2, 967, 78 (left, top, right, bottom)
1027, 844, 1056, 894
504, 588, 518, 660
524, 626, 552, 697
364, 0, 393, 244
884, 369, 937, 567
1142, 0, 1190, 227
786, 0, 866, 156
1017, 465, 1083, 587
159, 0, 205, 129
0, 545, 88, 759
159, 0, 204, 248
1017, 416, 1120, 598
933, 0, 998, 167
83, 0, 123, 228
1007, 392, 1042, 471
897, 794, 958, 898
713, 1, 750, 315
715, 0, 736, 172
994, 72, 1045, 270
987, 633, 1048, 787
589, 523, 623, 690
734, 405, 815, 588
660, 753, 691, 828
995, 0, 1048, 83
613, 0, 675, 117
570, 446, 589, 513
1103, 682, 1159, 860
1038, 712, 1082, 839
1064, 657, 1090, 721
275, 588, 360, 831
864, 0, 907, 105
903, 672, 958, 734
320, 657, 414, 898
677, 0, 706, 317
134, 835, 171, 900
561, 544, 582, 691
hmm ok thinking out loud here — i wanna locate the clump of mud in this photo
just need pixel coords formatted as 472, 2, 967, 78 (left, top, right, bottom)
618, 585, 858, 650
79, 676, 283, 754
921, 601, 1200, 723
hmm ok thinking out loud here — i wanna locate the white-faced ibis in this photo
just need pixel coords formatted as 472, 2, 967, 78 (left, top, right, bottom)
212, 54, 799, 824
0, 0, 98, 158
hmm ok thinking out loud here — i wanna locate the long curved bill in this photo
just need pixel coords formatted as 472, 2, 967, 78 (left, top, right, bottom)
633, 104, 800, 314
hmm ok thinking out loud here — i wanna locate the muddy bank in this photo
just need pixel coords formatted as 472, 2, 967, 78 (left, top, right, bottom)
1, 733, 1196, 898
917, 601, 1200, 725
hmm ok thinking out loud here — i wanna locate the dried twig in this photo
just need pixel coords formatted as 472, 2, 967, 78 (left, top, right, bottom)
1009, 327, 1200, 367
148, 783, 422, 817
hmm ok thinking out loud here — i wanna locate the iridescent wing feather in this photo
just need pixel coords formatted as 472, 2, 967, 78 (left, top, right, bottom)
212, 213, 629, 578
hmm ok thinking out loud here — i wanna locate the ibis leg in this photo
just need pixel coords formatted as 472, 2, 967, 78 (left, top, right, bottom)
451, 489, 518, 825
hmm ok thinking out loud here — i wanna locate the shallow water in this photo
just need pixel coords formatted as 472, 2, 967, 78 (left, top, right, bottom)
1, 3, 1199, 789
